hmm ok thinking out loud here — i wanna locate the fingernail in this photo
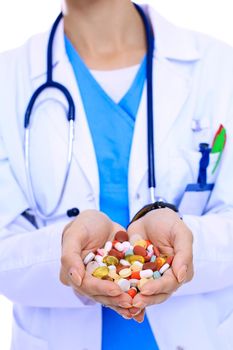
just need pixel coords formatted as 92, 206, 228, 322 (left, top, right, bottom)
69, 268, 82, 287
178, 265, 188, 283
119, 302, 132, 308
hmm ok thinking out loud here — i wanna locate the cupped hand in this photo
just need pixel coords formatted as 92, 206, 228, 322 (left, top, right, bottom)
127, 208, 194, 318
60, 210, 139, 319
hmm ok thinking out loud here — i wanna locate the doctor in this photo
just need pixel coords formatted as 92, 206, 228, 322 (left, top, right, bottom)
0, 0, 233, 349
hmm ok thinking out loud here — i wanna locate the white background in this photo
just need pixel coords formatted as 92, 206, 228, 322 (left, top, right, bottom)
0, 0, 233, 349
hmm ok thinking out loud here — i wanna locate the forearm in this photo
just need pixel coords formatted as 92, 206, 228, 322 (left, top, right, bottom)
0, 220, 92, 308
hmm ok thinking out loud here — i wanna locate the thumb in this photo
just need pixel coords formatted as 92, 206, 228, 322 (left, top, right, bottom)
61, 225, 86, 287
171, 221, 193, 283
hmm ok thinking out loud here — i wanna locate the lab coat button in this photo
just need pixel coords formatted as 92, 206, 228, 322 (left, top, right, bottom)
176, 346, 185, 350
136, 193, 140, 199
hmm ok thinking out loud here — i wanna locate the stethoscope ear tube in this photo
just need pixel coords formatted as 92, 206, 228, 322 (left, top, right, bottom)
134, 4, 156, 203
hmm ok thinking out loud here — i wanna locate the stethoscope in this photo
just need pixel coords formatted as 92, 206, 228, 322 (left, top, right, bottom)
24, 3, 161, 223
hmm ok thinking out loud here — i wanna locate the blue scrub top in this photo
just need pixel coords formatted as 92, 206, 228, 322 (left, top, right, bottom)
65, 36, 159, 350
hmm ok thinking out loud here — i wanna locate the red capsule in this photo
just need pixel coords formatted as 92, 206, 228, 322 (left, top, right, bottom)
133, 245, 147, 257
127, 288, 137, 298
131, 271, 141, 280
114, 231, 129, 243
109, 249, 124, 260
166, 256, 174, 265
153, 246, 160, 257
142, 262, 157, 271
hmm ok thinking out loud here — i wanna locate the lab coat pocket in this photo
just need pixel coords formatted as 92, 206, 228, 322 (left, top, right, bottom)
169, 149, 219, 214
11, 317, 48, 350
217, 311, 233, 350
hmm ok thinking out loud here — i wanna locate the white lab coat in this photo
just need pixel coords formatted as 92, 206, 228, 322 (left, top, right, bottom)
0, 4, 233, 350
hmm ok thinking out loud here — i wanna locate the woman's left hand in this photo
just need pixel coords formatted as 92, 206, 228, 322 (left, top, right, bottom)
127, 207, 194, 321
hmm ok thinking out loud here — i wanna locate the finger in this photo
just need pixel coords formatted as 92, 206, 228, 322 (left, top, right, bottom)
133, 309, 145, 323
93, 293, 133, 308
132, 293, 170, 308
61, 224, 88, 286
105, 306, 133, 319
73, 274, 123, 297
140, 269, 180, 296
171, 220, 194, 283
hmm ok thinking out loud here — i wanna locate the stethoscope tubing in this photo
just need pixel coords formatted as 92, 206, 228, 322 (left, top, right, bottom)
23, 3, 157, 221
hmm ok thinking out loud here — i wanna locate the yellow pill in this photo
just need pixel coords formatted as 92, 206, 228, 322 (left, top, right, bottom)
134, 240, 147, 249
119, 268, 132, 278
137, 278, 149, 291
130, 263, 143, 272
126, 255, 145, 264
103, 255, 119, 266
92, 266, 109, 279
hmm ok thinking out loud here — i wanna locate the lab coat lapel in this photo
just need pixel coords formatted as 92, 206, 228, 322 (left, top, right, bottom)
129, 56, 193, 202
129, 5, 201, 202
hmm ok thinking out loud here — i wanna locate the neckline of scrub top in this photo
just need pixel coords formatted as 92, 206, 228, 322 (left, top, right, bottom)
90, 64, 141, 103
64, 35, 147, 120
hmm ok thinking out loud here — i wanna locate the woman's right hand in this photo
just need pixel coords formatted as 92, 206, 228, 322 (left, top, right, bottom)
60, 210, 141, 320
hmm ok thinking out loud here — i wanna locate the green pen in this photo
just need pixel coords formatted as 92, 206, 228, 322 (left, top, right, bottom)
211, 124, 226, 174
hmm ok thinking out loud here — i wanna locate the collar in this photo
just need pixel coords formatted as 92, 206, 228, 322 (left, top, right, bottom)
29, 4, 201, 80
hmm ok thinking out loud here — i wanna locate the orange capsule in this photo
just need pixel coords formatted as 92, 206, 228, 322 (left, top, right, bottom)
127, 288, 137, 298
155, 257, 166, 270
131, 271, 141, 280
146, 240, 152, 248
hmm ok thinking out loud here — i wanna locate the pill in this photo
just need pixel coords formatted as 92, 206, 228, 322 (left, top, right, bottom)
131, 271, 141, 279
116, 264, 126, 274
147, 243, 154, 252
104, 241, 113, 252
126, 255, 145, 264
86, 261, 99, 274
134, 239, 147, 249
120, 259, 131, 267
115, 231, 129, 243
166, 256, 174, 265
153, 246, 160, 257
97, 248, 105, 256
129, 279, 139, 287
133, 245, 147, 257
122, 241, 131, 250
155, 257, 166, 270
94, 255, 103, 263
140, 269, 153, 279
92, 266, 109, 279
108, 249, 124, 260
150, 255, 157, 262
117, 278, 130, 292
108, 265, 117, 271
103, 255, 119, 266
159, 263, 170, 274
125, 249, 134, 256
142, 262, 157, 271
127, 287, 137, 298
119, 268, 132, 278
99, 262, 107, 267
153, 271, 161, 279
114, 242, 124, 252
83, 252, 95, 265
108, 270, 120, 279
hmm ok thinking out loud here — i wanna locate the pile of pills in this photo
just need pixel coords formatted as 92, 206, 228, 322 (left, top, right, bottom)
83, 231, 173, 296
